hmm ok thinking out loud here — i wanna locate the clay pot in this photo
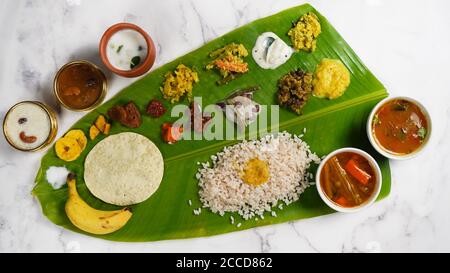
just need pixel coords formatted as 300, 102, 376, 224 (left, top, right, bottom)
99, 23, 156, 77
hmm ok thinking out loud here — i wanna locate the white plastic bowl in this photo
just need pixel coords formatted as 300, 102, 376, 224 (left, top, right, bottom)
315, 147, 382, 213
367, 96, 432, 160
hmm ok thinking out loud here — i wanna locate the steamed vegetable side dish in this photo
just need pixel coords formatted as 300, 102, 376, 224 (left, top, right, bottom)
288, 12, 321, 52
206, 43, 249, 85
372, 99, 428, 155
277, 69, 313, 115
320, 152, 376, 207
313, 58, 350, 99
161, 64, 199, 103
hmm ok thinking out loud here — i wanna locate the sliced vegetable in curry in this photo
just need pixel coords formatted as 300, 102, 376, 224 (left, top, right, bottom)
320, 152, 376, 208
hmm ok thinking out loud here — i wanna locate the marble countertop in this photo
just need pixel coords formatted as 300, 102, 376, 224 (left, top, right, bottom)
1, 0, 449, 253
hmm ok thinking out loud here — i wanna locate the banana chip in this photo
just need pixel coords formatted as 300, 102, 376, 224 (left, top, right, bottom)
89, 125, 100, 140
65, 129, 87, 151
55, 137, 82, 162
95, 115, 107, 133
103, 123, 111, 135
90, 115, 111, 140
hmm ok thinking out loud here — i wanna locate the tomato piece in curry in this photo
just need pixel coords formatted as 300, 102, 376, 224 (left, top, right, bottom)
372, 99, 428, 155
320, 152, 376, 208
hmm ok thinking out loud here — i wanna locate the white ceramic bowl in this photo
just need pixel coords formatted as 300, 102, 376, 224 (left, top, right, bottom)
367, 96, 432, 160
315, 147, 382, 213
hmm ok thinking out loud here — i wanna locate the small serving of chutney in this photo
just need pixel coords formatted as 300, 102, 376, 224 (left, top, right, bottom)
54, 61, 107, 111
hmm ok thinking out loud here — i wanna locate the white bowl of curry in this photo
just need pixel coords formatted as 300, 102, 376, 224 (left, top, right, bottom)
316, 147, 382, 212
367, 96, 432, 160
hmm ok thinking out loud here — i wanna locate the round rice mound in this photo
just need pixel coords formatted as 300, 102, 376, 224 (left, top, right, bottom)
197, 131, 320, 220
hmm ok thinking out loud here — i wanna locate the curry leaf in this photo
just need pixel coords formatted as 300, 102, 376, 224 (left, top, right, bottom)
418, 127, 427, 139
392, 102, 408, 111
130, 56, 141, 69
373, 114, 381, 126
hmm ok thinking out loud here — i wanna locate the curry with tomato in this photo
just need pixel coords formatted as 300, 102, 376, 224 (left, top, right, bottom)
320, 152, 376, 208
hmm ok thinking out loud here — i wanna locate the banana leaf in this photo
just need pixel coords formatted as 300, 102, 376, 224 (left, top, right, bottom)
33, 4, 391, 242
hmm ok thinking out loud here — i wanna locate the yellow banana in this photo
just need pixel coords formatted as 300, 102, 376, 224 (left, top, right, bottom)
65, 173, 132, 235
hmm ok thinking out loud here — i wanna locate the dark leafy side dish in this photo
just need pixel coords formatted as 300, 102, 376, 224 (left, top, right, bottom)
277, 69, 313, 114
372, 99, 428, 155
320, 152, 376, 208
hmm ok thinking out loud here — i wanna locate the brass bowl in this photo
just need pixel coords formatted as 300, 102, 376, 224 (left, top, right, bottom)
3, 101, 58, 152
53, 60, 107, 112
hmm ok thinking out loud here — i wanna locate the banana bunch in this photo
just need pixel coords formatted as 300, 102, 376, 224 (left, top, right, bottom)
65, 173, 132, 235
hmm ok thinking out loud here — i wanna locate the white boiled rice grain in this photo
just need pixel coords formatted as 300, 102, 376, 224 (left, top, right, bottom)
193, 208, 202, 215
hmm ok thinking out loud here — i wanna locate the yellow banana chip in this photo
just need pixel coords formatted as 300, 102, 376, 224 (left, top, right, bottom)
89, 125, 100, 140
55, 137, 82, 162
65, 129, 87, 151
103, 123, 111, 135
95, 115, 107, 133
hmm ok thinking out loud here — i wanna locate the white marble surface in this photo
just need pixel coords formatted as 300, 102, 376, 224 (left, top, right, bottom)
0, 0, 449, 253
